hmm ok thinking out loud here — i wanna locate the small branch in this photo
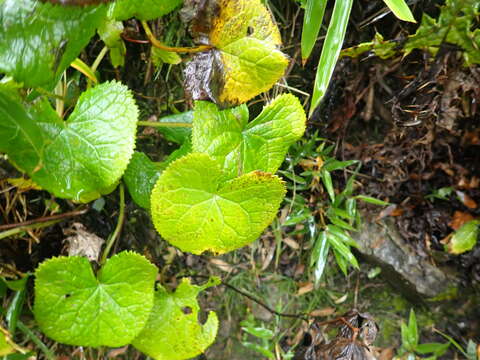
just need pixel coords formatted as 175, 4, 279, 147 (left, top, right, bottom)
220, 280, 309, 321
0, 207, 89, 231
100, 183, 125, 265
138, 121, 192, 128
0, 220, 62, 241
141, 21, 212, 54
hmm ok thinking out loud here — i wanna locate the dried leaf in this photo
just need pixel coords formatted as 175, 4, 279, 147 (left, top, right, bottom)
449, 211, 475, 230
64, 223, 105, 261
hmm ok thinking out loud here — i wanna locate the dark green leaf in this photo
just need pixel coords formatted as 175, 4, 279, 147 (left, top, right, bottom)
355, 195, 389, 206
124, 152, 162, 209
321, 170, 335, 202
311, 231, 330, 285
156, 111, 193, 145
301, 0, 327, 61
416, 342, 450, 355
0, 0, 106, 88
113, 0, 182, 20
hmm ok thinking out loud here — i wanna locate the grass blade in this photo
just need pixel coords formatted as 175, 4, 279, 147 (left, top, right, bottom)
383, 0, 416, 23
301, 0, 328, 63
309, 0, 353, 116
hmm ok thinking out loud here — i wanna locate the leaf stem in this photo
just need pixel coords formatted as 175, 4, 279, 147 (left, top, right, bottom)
100, 183, 125, 265
141, 21, 212, 54
138, 121, 192, 128
0, 220, 62, 241
0, 207, 89, 231
17, 320, 56, 360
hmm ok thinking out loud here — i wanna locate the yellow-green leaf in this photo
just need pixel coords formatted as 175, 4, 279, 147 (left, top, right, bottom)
132, 278, 219, 360
150, 153, 285, 254
184, 0, 288, 106
383, 0, 416, 23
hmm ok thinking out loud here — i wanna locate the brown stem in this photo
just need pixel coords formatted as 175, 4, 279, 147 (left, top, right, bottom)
0, 207, 89, 231
141, 21, 212, 54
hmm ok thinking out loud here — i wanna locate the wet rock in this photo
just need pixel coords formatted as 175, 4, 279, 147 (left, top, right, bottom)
353, 218, 458, 299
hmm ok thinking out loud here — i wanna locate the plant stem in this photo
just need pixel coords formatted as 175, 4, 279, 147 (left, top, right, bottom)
141, 21, 212, 54
91, 46, 109, 73
0, 207, 89, 231
100, 183, 125, 265
0, 220, 62, 241
17, 321, 56, 360
137, 121, 192, 128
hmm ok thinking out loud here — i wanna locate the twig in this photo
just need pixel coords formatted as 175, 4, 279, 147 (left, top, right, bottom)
141, 21, 212, 54
0, 207, 89, 231
100, 183, 125, 265
0, 220, 62, 241
138, 121, 192, 128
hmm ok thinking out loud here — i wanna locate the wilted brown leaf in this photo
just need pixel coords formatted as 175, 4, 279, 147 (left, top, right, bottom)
64, 223, 104, 261
449, 211, 475, 230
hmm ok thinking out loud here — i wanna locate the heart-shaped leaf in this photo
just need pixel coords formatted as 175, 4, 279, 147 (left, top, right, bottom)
113, 0, 182, 21
0, 0, 106, 88
0, 81, 138, 202
193, 94, 306, 179
184, 0, 288, 106
150, 153, 285, 254
33, 251, 158, 347
132, 277, 219, 360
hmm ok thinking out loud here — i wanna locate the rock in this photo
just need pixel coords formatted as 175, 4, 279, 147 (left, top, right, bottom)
353, 219, 458, 299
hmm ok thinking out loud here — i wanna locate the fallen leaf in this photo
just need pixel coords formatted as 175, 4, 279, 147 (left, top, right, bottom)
297, 282, 314, 296
456, 190, 478, 209
209, 258, 234, 272
449, 211, 475, 230
309, 307, 336, 317
64, 223, 105, 261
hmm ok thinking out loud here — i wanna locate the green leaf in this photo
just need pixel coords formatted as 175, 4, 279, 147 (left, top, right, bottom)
151, 46, 182, 66
150, 153, 286, 255
0, 0, 106, 88
185, 0, 288, 106
193, 94, 306, 179
383, 0, 416, 23
124, 152, 162, 209
0, 327, 15, 356
311, 231, 330, 286
448, 220, 480, 255
132, 278, 219, 360
156, 111, 193, 145
33, 251, 157, 347
113, 0, 182, 21
405, 0, 480, 65
310, 0, 353, 116
0, 91, 44, 175
5, 276, 28, 335
321, 170, 335, 202
98, 18, 126, 68
416, 342, 450, 355
301, 0, 328, 62
403, 309, 418, 350
355, 195, 389, 206
327, 231, 358, 269
242, 326, 274, 340
0, 81, 138, 202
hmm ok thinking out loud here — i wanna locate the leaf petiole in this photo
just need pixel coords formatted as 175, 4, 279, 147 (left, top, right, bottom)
141, 21, 212, 54
137, 121, 192, 128
100, 183, 125, 265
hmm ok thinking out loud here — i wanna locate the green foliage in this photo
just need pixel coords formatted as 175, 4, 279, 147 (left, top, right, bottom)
0, 81, 138, 202
343, 0, 480, 65
123, 152, 162, 209
97, 18, 126, 67
150, 153, 286, 255
405, 0, 480, 65
132, 278, 220, 360
112, 0, 183, 21
447, 219, 480, 254
301, 0, 414, 114
0, 0, 106, 88
398, 309, 450, 359
193, 94, 306, 179
382, 0, 416, 23
33, 251, 157, 347
301, 0, 327, 62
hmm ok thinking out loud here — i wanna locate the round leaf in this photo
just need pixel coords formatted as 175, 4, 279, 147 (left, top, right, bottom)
33, 251, 157, 347
132, 278, 219, 360
150, 153, 286, 254
184, 0, 288, 106
1, 81, 138, 202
